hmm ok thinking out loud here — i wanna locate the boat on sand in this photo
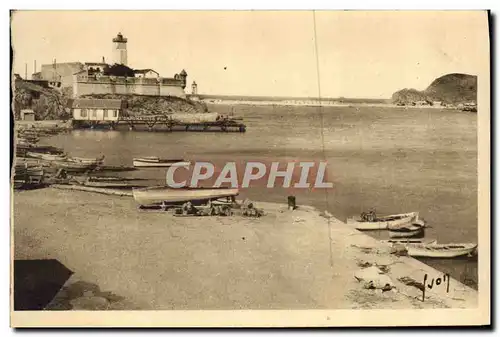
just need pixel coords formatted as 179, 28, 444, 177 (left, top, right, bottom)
388, 219, 425, 238
133, 156, 190, 168
347, 211, 419, 230
132, 186, 239, 206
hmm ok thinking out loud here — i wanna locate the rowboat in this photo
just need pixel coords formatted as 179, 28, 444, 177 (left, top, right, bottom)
132, 186, 239, 206
26, 152, 67, 161
50, 160, 99, 172
68, 155, 105, 165
133, 157, 190, 168
346, 211, 419, 230
381, 239, 437, 245
388, 220, 425, 238
402, 242, 477, 258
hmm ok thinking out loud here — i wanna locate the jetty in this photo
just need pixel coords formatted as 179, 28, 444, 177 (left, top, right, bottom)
73, 115, 247, 132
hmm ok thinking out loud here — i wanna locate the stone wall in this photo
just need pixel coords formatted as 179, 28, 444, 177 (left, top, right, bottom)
73, 75, 186, 98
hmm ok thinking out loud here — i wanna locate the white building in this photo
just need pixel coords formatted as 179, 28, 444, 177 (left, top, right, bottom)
133, 69, 159, 78
71, 98, 124, 121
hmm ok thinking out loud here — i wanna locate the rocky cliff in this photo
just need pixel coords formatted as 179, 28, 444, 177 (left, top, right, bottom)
392, 73, 477, 105
80, 94, 208, 116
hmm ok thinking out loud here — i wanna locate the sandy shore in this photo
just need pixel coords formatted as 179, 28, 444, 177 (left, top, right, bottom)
12, 188, 477, 310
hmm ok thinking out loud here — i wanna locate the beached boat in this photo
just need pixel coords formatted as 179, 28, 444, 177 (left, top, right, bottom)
133, 157, 190, 168
388, 220, 425, 238
346, 211, 419, 230
403, 242, 477, 258
132, 186, 239, 205
26, 152, 67, 161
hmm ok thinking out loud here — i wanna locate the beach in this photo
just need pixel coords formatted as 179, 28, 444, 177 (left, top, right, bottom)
13, 188, 477, 310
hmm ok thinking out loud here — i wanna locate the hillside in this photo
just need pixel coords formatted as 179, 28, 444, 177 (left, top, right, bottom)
81, 94, 208, 116
13, 79, 72, 120
13, 79, 207, 120
392, 73, 477, 105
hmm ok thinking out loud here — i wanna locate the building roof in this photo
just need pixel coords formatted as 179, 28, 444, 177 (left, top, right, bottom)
72, 99, 124, 109
134, 69, 158, 75
180, 69, 187, 76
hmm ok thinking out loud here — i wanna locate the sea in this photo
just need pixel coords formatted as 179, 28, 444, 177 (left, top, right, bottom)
44, 104, 478, 289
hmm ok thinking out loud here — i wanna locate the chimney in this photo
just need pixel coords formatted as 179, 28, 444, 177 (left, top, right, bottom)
102, 56, 106, 64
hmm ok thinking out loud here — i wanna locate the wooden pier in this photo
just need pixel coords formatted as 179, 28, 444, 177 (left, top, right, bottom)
72, 116, 246, 132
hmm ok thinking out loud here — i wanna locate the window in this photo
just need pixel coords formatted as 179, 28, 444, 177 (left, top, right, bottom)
103, 109, 109, 118
80, 109, 87, 118
113, 110, 118, 117
92, 109, 97, 117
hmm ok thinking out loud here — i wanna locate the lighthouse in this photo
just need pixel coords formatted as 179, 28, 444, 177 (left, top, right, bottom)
112, 32, 128, 66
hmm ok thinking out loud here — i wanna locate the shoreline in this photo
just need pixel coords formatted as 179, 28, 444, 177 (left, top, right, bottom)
203, 99, 458, 110
13, 187, 477, 310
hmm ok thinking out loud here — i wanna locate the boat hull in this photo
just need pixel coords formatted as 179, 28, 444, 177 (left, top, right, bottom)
133, 160, 190, 168
388, 220, 425, 238
26, 152, 67, 161
405, 243, 477, 258
347, 212, 419, 230
388, 227, 425, 238
68, 156, 105, 165
133, 187, 239, 205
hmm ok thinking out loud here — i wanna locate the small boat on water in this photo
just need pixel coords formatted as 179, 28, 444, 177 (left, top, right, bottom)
50, 160, 99, 172
26, 152, 67, 161
388, 219, 425, 238
347, 211, 419, 230
68, 155, 105, 165
132, 157, 190, 168
401, 242, 477, 258
382, 239, 437, 245
132, 186, 239, 206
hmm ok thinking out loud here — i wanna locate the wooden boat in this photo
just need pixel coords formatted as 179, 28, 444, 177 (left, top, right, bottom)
403, 242, 478, 258
132, 186, 239, 206
346, 211, 419, 230
82, 181, 131, 188
381, 239, 437, 245
50, 160, 99, 172
68, 155, 105, 165
70, 176, 129, 188
133, 157, 190, 168
26, 152, 67, 161
388, 220, 425, 238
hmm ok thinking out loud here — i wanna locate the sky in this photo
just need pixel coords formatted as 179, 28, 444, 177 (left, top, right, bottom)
11, 11, 488, 98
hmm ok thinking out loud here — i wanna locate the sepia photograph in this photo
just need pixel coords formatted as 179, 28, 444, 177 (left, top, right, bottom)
9, 10, 490, 327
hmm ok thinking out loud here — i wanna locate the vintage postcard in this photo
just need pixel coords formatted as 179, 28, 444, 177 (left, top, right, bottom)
10, 10, 490, 327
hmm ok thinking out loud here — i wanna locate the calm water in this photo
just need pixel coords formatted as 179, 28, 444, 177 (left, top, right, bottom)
45, 104, 478, 288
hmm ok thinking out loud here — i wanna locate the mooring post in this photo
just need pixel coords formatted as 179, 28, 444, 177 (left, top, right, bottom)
287, 196, 297, 211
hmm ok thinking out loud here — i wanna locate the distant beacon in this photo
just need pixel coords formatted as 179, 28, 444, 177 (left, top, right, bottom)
112, 32, 128, 66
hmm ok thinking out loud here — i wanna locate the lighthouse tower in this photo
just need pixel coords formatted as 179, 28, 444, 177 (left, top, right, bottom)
112, 32, 128, 66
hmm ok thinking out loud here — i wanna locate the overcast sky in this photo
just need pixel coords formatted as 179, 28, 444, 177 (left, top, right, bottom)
11, 11, 488, 98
